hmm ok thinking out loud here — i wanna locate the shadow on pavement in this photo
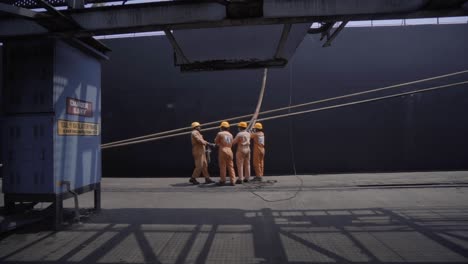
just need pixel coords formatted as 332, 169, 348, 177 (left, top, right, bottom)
1, 207, 468, 264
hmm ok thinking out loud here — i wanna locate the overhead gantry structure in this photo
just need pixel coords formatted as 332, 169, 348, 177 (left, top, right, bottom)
1, 0, 468, 70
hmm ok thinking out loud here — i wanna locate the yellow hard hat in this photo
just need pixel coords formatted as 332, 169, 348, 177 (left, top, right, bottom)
191, 122, 201, 129
238, 122, 248, 128
220, 121, 230, 128
254, 122, 263, 130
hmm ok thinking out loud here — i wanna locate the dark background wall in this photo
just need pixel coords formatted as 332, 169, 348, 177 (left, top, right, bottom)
100, 24, 468, 177
3, 25, 468, 178
0, 44, 3, 179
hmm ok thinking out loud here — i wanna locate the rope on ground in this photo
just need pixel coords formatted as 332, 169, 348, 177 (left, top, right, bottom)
101, 69, 468, 148
101, 80, 468, 149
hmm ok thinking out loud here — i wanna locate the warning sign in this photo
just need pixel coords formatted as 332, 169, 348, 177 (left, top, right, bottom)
66, 97, 93, 117
58, 120, 99, 136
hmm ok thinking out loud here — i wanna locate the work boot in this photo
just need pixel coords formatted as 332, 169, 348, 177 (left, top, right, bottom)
243, 178, 249, 183
235, 179, 243, 184
217, 181, 226, 186
205, 178, 214, 184
189, 178, 200, 185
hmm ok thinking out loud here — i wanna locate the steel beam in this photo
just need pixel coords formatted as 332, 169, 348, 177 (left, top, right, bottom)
263, 0, 428, 17
308, 22, 334, 35
164, 29, 190, 64
0, 3, 49, 19
70, 2, 226, 33
0, 2, 467, 39
0, 19, 48, 37
67, 37, 109, 60
36, 0, 82, 28
274, 23, 292, 59
322, 21, 348, 47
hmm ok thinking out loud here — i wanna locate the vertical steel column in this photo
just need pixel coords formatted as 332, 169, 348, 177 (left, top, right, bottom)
4, 194, 15, 214
53, 195, 63, 230
94, 182, 101, 212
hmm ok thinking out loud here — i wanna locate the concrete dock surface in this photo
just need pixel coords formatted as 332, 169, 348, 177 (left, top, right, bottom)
1, 171, 468, 264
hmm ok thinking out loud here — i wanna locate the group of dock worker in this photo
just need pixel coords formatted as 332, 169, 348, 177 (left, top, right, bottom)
190, 121, 265, 186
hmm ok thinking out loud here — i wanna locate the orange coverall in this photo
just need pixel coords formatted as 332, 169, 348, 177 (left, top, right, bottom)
232, 131, 251, 180
251, 131, 265, 177
191, 130, 210, 179
215, 131, 236, 183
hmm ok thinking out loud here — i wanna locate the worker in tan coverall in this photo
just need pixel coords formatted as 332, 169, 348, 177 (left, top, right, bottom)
190, 122, 214, 185
232, 121, 251, 184
251, 122, 265, 180
214, 121, 236, 186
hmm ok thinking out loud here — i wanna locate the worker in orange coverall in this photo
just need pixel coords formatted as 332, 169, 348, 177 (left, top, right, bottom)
251, 122, 265, 180
232, 121, 251, 184
214, 121, 236, 186
190, 122, 214, 185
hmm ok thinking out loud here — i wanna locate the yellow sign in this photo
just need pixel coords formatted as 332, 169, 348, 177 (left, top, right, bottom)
58, 120, 99, 136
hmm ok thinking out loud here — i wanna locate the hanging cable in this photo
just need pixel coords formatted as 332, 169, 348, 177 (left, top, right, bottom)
101, 80, 468, 149
288, 64, 298, 176
101, 69, 468, 148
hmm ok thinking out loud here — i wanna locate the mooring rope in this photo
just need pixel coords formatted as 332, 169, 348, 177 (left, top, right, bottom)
256, 81, 468, 123
101, 69, 468, 148
101, 80, 468, 149
247, 68, 268, 131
